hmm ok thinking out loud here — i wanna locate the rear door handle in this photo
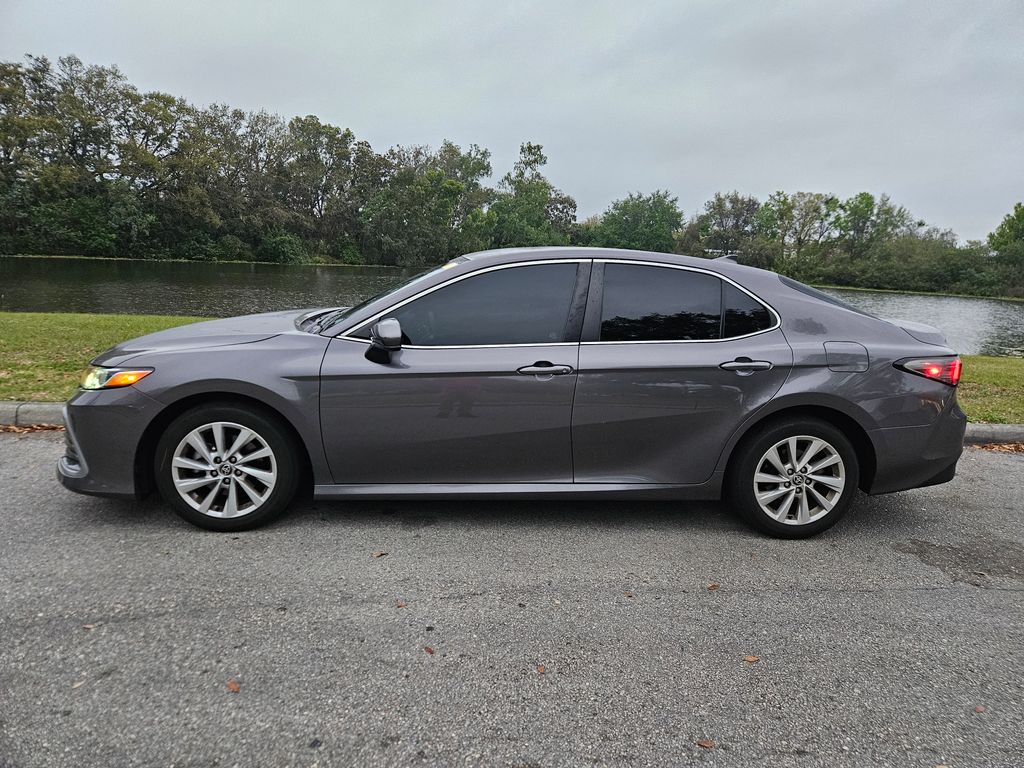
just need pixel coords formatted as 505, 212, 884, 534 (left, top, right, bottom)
719, 358, 773, 372
517, 361, 574, 376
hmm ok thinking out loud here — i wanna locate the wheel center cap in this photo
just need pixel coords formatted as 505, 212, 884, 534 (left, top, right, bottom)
220, 464, 233, 475
793, 474, 804, 485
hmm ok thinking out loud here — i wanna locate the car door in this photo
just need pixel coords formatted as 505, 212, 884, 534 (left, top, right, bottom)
319, 260, 590, 485
572, 260, 793, 485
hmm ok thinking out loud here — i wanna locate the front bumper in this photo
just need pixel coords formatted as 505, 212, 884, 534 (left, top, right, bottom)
57, 387, 163, 499
865, 394, 967, 494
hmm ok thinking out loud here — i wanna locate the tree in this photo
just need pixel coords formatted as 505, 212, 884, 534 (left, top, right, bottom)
360, 156, 464, 267
592, 191, 682, 252
699, 192, 761, 254
834, 192, 916, 257
487, 143, 576, 248
989, 202, 1024, 254
755, 191, 839, 266
2, 51, 1024, 297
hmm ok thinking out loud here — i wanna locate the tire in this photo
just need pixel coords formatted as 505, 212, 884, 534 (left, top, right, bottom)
727, 418, 859, 539
154, 402, 301, 531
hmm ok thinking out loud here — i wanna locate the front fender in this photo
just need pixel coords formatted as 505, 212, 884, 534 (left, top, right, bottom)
130, 334, 332, 484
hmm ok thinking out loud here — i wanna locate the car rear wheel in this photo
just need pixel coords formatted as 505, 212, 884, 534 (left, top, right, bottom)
728, 418, 859, 538
154, 403, 300, 531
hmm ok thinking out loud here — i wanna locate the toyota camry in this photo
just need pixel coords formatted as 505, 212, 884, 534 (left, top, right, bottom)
58, 247, 966, 537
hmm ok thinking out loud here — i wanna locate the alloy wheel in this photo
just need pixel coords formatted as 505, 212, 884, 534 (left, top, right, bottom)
170, 421, 277, 518
752, 435, 846, 526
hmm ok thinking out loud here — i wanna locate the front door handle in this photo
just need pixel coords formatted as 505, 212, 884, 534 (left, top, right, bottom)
719, 358, 773, 372
517, 361, 574, 376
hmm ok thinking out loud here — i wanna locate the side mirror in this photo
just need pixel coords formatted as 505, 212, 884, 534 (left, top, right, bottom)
365, 318, 402, 364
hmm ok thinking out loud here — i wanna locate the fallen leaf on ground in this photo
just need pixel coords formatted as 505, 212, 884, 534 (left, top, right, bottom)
371, 551, 388, 558
395, 600, 407, 608
226, 679, 241, 693
707, 583, 720, 591
974, 705, 986, 713
71, 679, 86, 689
977, 442, 1024, 454
537, 665, 546, 674
0, 424, 64, 434
743, 655, 760, 664
424, 646, 434, 655
696, 738, 715, 749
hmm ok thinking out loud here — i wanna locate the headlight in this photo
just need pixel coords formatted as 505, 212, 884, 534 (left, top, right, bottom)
79, 366, 154, 390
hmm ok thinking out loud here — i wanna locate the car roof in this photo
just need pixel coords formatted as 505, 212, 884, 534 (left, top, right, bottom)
462, 246, 723, 268
458, 246, 778, 283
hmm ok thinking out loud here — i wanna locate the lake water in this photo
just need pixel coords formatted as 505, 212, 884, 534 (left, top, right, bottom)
1, 256, 1022, 356
0, 256, 411, 320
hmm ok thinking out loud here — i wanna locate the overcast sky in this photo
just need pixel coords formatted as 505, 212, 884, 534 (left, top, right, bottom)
3, 0, 1022, 240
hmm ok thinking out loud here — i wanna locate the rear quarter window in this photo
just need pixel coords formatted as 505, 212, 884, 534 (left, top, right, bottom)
723, 282, 774, 337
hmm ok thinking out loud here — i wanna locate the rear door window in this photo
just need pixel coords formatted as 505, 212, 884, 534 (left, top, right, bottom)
599, 264, 722, 341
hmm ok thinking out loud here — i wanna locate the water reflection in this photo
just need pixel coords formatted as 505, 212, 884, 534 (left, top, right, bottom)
0, 256, 410, 319
826, 288, 1024, 357
0, 257, 1021, 357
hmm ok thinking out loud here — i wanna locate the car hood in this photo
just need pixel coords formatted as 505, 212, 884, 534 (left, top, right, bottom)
92, 309, 314, 366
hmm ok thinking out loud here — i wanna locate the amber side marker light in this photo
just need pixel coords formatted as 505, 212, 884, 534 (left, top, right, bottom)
895, 357, 962, 386
79, 367, 154, 390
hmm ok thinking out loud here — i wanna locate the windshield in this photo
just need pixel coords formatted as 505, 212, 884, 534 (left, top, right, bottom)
302, 259, 467, 334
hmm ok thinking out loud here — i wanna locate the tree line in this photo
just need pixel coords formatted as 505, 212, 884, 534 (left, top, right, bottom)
2, 55, 1022, 297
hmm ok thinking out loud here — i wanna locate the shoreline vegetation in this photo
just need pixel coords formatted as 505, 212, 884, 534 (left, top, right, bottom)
0, 252, 401, 269
2, 54, 1023, 299
1, 312, 1021, 423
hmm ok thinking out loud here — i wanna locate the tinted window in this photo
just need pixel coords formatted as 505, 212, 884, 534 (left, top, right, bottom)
362, 263, 579, 346
600, 264, 721, 341
723, 282, 773, 337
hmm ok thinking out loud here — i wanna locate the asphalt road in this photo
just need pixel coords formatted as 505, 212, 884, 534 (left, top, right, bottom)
1, 434, 1022, 768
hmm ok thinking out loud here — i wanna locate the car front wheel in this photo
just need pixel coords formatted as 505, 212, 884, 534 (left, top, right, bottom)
728, 418, 859, 538
154, 403, 300, 531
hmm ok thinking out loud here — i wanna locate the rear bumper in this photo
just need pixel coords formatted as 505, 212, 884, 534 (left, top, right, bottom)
57, 388, 162, 499
865, 395, 967, 494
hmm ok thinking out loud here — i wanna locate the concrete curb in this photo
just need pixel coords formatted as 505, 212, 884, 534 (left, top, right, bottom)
1, 399, 1022, 444
0, 401, 64, 427
963, 423, 1024, 445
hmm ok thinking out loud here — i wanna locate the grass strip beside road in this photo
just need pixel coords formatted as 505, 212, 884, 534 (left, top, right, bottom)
957, 355, 1024, 424
1, 312, 1022, 422
0, 312, 207, 401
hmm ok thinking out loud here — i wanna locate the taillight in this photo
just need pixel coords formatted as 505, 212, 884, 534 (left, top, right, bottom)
895, 356, 962, 386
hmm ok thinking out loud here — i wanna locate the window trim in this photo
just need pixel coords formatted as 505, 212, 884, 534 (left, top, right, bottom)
581, 259, 781, 345
340, 258, 590, 350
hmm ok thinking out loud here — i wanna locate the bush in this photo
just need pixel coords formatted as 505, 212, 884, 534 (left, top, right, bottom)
256, 233, 307, 264
211, 234, 251, 262
178, 235, 215, 262
332, 242, 363, 265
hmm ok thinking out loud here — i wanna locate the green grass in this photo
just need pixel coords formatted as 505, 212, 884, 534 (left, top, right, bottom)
0, 312, 207, 401
960, 355, 1024, 423
1, 313, 1022, 422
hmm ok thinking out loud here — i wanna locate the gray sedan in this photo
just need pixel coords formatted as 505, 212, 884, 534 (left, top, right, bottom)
58, 247, 966, 537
